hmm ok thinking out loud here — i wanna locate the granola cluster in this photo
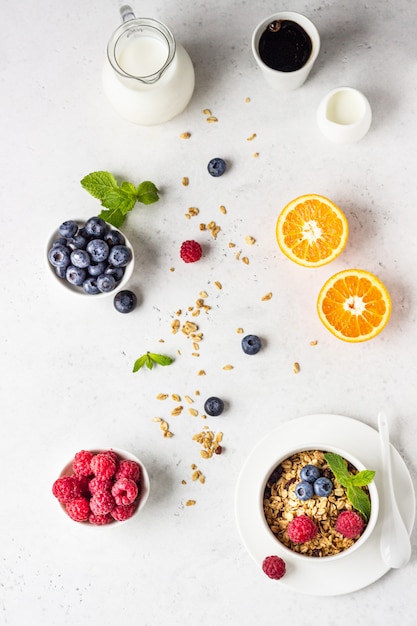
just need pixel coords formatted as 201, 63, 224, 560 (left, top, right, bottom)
263, 450, 369, 557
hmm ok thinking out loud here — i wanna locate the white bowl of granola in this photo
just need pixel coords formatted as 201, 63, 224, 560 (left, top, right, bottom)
261, 444, 379, 561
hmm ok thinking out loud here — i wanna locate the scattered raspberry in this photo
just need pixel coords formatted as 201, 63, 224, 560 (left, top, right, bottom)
90, 490, 115, 516
115, 459, 141, 482
73, 450, 94, 477
52, 476, 81, 503
335, 510, 364, 538
90, 453, 117, 479
262, 555, 286, 580
287, 515, 318, 543
66, 497, 90, 522
180, 240, 202, 263
111, 503, 137, 521
89, 513, 114, 526
88, 476, 113, 495
111, 478, 138, 506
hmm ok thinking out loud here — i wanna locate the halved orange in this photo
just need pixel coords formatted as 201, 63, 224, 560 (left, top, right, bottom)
317, 269, 392, 342
276, 194, 348, 267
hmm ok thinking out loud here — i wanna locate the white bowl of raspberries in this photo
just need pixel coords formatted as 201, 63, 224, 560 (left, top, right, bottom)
52, 448, 150, 525
46, 217, 135, 298
261, 443, 379, 576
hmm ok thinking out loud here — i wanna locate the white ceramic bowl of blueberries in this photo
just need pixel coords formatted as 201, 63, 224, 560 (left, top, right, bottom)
47, 217, 135, 306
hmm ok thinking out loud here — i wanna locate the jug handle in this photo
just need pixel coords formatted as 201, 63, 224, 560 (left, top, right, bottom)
120, 5, 135, 22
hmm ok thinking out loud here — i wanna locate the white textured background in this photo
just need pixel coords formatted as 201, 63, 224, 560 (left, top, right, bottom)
1, 0, 416, 624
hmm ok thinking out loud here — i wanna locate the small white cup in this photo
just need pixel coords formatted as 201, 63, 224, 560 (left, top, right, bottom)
251, 12, 320, 91
317, 87, 372, 144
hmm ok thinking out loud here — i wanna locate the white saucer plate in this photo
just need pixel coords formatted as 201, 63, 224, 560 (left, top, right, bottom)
235, 414, 415, 596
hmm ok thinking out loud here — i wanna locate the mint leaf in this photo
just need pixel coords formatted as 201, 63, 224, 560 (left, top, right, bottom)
133, 351, 174, 373
349, 470, 376, 487
137, 181, 159, 205
98, 208, 126, 228
81, 171, 118, 199
101, 188, 137, 214
323, 452, 352, 487
81, 170, 160, 228
148, 353, 173, 366
132, 354, 147, 373
347, 485, 371, 520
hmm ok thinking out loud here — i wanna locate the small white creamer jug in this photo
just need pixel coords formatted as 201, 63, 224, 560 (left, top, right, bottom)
102, 5, 195, 125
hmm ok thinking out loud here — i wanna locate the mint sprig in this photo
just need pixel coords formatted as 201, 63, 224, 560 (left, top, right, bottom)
133, 352, 173, 373
81, 171, 159, 228
324, 452, 375, 521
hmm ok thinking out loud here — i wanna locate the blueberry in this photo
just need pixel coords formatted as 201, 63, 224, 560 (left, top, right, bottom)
300, 464, 321, 484
241, 334, 262, 355
105, 229, 125, 247
105, 266, 125, 282
82, 277, 100, 295
68, 234, 88, 250
48, 244, 71, 268
114, 290, 137, 313
55, 265, 67, 279
58, 220, 78, 238
84, 216, 108, 238
313, 477, 333, 497
97, 273, 116, 293
207, 157, 226, 177
88, 261, 107, 277
295, 481, 314, 501
204, 396, 224, 416
66, 265, 87, 286
86, 239, 109, 263
70, 248, 90, 269
52, 237, 68, 247
108, 245, 132, 268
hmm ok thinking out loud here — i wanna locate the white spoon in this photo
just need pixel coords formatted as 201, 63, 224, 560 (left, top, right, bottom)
378, 411, 412, 568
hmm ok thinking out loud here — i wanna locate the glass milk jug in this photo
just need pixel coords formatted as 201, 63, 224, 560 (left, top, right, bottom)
102, 5, 195, 125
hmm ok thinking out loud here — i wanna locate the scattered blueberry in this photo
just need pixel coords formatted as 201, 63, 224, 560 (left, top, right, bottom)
97, 274, 116, 293
82, 277, 100, 295
207, 157, 226, 177
48, 244, 70, 268
313, 477, 333, 497
86, 239, 109, 263
295, 481, 314, 501
108, 245, 132, 267
204, 396, 224, 416
58, 220, 78, 238
84, 216, 108, 238
66, 265, 87, 286
70, 248, 90, 269
241, 334, 262, 355
300, 464, 321, 484
114, 290, 137, 313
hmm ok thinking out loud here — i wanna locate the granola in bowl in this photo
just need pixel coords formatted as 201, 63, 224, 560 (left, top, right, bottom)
262, 447, 378, 560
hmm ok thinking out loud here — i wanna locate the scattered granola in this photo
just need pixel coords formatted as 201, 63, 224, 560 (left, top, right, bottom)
262, 292, 273, 301
182, 177, 189, 186
180, 132, 191, 139
246, 133, 257, 141
293, 362, 300, 374
192, 430, 223, 459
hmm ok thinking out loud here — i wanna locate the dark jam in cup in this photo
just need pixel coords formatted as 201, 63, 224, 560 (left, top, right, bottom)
259, 20, 312, 72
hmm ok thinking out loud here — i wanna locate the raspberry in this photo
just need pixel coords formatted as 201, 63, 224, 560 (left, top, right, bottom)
89, 513, 114, 526
90, 490, 115, 516
180, 240, 202, 263
73, 450, 94, 477
111, 478, 138, 506
52, 476, 81, 503
287, 515, 318, 543
262, 555, 286, 580
88, 476, 113, 495
103, 449, 120, 466
335, 510, 364, 538
90, 453, 117, 479
115, 459, 141, 483
111, 503, 137, 521
66, 497, 90, 522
